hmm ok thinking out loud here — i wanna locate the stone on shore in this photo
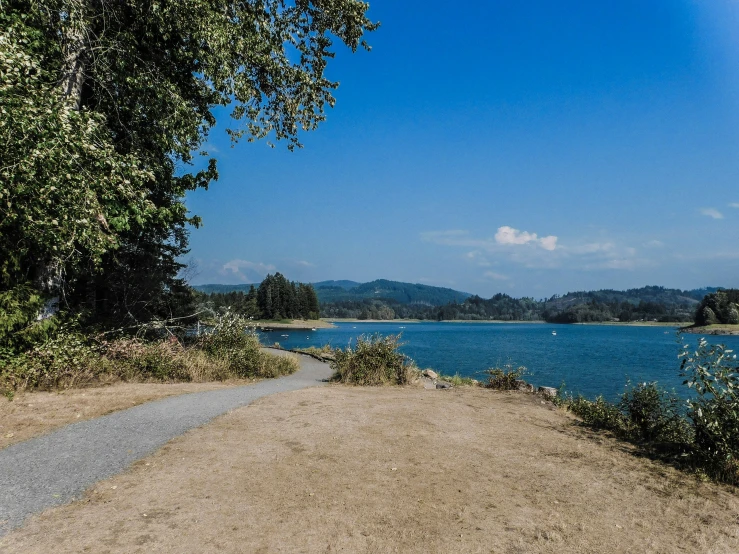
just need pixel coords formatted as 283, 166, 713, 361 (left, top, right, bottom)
538, 386, 557, 398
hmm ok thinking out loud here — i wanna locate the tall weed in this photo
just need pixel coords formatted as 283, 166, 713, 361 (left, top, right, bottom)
485, 364, 528, 390
332, 333, 416, 385
0, 312, 298, 397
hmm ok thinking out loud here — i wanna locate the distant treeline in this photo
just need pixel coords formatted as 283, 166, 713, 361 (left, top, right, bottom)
196, 273, 319, 320
320, 286, 715, 323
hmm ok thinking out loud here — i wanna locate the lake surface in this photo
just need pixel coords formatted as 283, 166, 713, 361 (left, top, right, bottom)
258, 322, 739, 401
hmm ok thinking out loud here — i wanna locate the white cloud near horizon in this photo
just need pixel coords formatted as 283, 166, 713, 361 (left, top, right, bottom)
729, 203, 739, 208
422, 228, 652, 273
221, 259, 276, 282
494, 226, 558, 251
700, 208, 724, 219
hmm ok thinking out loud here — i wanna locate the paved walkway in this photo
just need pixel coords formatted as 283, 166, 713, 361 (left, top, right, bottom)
0, 349, 332, 536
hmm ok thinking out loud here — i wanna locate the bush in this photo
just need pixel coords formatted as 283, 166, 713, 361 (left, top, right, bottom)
197, 312, 298, 378
681, 339, 739, 483
562, 384, 693, 455
618, 381, 692, 448
0, 312, 299, 397
566, 394, 629, 434
331, 333, 416, 385
485, 364, 528, 390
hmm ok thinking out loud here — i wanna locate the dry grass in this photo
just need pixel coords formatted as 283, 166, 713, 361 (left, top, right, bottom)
2, 386, 737, 553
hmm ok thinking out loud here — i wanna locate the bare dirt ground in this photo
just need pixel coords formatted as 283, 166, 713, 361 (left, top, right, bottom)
0, 379, 256, 449
2, 386, 738, 553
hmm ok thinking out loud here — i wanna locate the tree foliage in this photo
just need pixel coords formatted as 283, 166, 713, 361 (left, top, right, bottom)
693, 290, 739, 326
198, 274, 319, 320
1, 0, 377, 336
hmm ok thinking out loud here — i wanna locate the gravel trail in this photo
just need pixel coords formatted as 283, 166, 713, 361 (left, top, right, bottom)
0, 349, 332, 536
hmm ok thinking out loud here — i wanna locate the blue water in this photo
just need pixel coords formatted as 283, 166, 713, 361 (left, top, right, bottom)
259, 322, 739, 401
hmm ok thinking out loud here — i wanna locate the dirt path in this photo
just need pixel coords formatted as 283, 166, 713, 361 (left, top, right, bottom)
0, 380, 261, 450
0, 349, 329, 537
2, 386, 737, 553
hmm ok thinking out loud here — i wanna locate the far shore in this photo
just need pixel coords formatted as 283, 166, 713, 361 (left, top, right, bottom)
257, 319, 739, 335
249, 319, 335, 330
680, 324, 739, 336
325, 318, 691, 328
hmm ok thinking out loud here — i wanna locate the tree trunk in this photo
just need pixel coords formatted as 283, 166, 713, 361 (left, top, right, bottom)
59, 1, 91, 109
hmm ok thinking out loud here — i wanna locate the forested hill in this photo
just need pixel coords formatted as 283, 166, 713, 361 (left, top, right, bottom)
313, 279, 471, 305
194, 279, 470, 306
194, 280, 721, 322
320, 284, 722, 322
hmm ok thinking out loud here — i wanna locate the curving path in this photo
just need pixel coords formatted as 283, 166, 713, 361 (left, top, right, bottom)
0, 349, 332, 536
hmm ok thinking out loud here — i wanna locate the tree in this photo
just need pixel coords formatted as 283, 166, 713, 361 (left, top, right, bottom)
1, 1, 377, 332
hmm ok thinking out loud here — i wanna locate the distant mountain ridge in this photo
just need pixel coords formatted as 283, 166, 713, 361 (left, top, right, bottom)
193, 281, 724, 322
194, 279, 471, 306
312, 279, 471, 306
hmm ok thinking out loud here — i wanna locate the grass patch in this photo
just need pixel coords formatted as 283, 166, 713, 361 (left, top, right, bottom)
0, 314, 298, 397
331, 333, 417, 385
434, 371, 479, 387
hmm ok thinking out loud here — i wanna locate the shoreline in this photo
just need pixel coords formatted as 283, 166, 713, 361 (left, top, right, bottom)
679, 324, 739, 336
250, 319, 336, 330
324, 318, 690, 328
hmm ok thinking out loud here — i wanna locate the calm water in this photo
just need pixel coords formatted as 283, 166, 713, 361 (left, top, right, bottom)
259, 322, 739, 401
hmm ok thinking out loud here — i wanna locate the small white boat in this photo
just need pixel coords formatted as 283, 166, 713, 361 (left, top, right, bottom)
552, 331, 557, 336
281, 334, 289, 337
311, 328, 317, 331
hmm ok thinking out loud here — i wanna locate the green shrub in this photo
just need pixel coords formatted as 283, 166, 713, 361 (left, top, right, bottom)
331, 333, 416, 385
681, 339, 739, 483
0, 327, 104, 394
197, 312, 298, 378
618, 381, 692, 448
485, 364, 528, 390
566, 394, 629, 434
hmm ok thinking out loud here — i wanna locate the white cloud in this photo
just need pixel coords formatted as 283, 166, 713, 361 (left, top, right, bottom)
484, 271, 509, 281
494, 226, 558, 251
221, 259, 276, 282
294, 260, 315, 267
729, 203, 739, 208
700, 208, 724, 219
421, 227, 647, 273
539, 235, 558, 251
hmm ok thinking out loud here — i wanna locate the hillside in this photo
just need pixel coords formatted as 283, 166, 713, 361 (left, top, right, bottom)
194, 280, 721, 323
195, 279, 471, 307
313, 279, 471, 306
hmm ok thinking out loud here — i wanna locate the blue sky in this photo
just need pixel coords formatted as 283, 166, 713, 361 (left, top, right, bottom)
185, 0, 739, 297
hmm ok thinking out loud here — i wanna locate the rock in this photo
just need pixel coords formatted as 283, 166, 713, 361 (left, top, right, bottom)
436, 381, 452, 389
538, 386, 558, 398
423, 369, 438, 379
514, 380, 534, 392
